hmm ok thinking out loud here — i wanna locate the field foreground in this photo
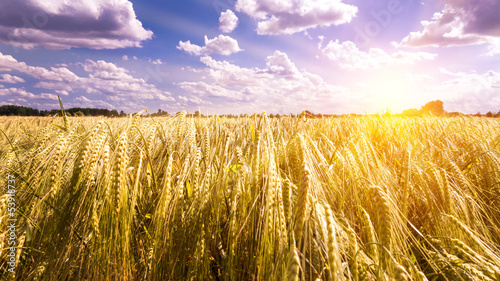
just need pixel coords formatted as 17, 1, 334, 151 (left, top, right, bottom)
1, 114, 500, 280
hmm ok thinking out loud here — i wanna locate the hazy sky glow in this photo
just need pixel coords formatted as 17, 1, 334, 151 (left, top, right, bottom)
0, 0, 499, 114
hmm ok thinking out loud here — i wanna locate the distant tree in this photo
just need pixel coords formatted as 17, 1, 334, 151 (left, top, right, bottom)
300, 110, 314, 118
447, 112, 462, 117
486, 111, 493, 117
420, 100, 444, 116
402, 108, 420, 117
0, 105, 41, 116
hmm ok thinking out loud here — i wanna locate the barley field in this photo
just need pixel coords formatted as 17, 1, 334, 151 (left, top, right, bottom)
1, 113, 500, 280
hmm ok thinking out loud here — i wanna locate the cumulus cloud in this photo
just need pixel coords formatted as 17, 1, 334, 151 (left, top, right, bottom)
177, 35, 243, 56
122, 55, 129, 61
265, 50, 299, 76
0, 74, 25, 83
436, 69, 500, 113
55, 90, 69, 96
0, 51, 80, 82
75, 96, 92, 103
179, 81, 247, 101
0, 52, 174, 103
75, 96, 114, 108
39, 93, 58, 100
149, 58, 163, 65
0, 52, 24, 71
401, 0, 500, 53
219, 10, 239, 33
0, 0, 153, 50
235, 0, 357, 35
177, 95, 207, 105
177, 51, 349, 112
74, 59, 174, 101
0, 87, 36, 98
321, 40, 437, 70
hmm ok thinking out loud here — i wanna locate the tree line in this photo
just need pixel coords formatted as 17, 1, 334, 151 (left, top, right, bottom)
1, 100, 499, 117
400, 100, 500, 117
0, 105, 125, 117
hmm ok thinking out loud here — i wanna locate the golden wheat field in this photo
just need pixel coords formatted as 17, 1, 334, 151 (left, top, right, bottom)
1, 113, 500, 280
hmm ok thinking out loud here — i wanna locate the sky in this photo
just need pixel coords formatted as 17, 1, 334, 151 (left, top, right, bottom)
0, 0, 499, 115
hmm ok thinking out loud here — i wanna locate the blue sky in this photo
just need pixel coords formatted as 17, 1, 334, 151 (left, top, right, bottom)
0, 0, 499, 114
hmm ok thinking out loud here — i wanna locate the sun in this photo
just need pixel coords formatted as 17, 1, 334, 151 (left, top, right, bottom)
368, 70, 415, 113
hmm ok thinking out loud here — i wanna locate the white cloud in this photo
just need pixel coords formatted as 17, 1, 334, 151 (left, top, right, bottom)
397, 69, 500, 114
0, 52, 174, 104
149, 58, 163, 65
122, 55, 129, 61
321, 40, 437, 70
76, 96, 92, 103
235, 0, 357, 35
177, 95, 207, 105
9, 98, 27, 103
219, 10, 239, 33
0, 74, 25, 84
436, 69, 500, 113
401, 0, 500, 54
0, 52, 79, 81
73, 60, 174, 101
0, 87, 37, 98
177, 51, 349, 112
0, 52, 24, 71
55, 90, 69, 96
39, 93, 58, 100
177, 35, 243, 56
75, 96, 114, 108
318, 35, 325, 48
0, 0, 153, 50
265, 50, 299, 76
179, 81, 247, 100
